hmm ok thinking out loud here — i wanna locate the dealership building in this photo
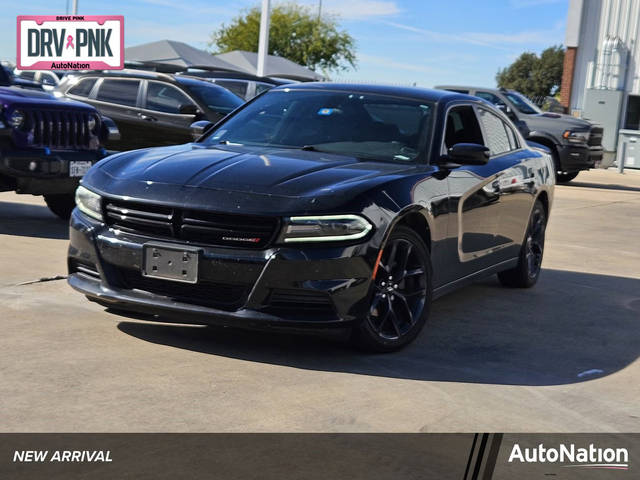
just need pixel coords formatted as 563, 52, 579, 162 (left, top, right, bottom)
561, 0, 640, 169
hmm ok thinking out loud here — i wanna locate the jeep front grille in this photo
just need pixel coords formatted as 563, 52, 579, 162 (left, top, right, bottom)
24, 109, 97, 150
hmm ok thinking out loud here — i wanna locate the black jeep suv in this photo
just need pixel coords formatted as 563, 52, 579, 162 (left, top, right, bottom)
0, 67, 118, 219
57, 70, 243, 151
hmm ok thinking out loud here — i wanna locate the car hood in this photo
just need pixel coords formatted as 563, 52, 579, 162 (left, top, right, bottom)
0, 86, 95, 110
526, 111, 594, 132
88, 143, 420, 214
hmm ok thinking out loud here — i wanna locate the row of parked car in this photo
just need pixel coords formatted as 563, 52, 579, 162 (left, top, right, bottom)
0, 63, 604, 220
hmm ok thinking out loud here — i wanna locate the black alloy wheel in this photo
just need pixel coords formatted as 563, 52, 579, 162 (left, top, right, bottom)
44, 193, 76, 220
352, 226, 431, 352
498, 199, 547, 288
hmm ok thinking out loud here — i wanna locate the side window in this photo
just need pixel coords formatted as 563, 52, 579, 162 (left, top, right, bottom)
505, 124, 520, 150
255, 82, 274, 96
445, 88, 469, 94
96, 79, 140, 107
475, 91, 505, 107
40, 72, 58, 86
444, 106, 484, 151
67, 78, 97, 97
215, 80, 248, 99
477, 108, 513, 156
146, 82, 194, 114
18, 71, 36, 80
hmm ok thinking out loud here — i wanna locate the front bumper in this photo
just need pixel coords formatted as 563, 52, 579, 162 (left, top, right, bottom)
556, 143, 603, 173
0, 147, 107, 194
68, 209, 376, 329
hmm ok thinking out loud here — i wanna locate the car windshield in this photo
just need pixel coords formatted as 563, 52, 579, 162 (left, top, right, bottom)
183, 83, 244, 114
504, 92, 541, 114
203, 89, 434, 162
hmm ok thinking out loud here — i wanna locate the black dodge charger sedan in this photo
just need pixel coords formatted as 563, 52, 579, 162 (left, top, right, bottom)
68, 83, 554, 351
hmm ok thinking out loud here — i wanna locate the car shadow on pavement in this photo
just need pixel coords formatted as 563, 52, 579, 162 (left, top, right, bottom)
0, 200, 69, 240
116, 268, 640, 387
564, 181, 640, 193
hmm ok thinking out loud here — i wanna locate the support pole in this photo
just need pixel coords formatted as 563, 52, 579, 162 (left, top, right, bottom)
256, 0, 271, 78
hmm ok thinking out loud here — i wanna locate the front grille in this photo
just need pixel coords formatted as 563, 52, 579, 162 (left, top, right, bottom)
117, 267, 249, 311
588, 127, 603, 147
69, 259, 100, 279
104, 199, 278, 249
23, 108, 96, 150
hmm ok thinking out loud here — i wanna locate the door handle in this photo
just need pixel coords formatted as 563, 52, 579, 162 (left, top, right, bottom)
138, 113, 157, 122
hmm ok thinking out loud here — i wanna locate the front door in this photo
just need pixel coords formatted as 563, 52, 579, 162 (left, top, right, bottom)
138, 81, 198, 147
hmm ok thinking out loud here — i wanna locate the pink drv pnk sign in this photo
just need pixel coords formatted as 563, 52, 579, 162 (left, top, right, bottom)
17, 15, 124, 70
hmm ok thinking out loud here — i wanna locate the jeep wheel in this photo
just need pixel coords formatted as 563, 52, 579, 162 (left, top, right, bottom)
44, 194, 76, 220
556, 171, 579, 183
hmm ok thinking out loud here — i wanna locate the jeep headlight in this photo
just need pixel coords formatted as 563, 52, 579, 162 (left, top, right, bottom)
8, 109, 25, 129
75, 185, 103, 221
563, 130, 589, 144
279, 215, 373, 243
87, 114, 99, 132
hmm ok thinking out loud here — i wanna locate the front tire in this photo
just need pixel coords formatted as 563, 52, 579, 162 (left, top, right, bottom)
44, 193, 76, 220
498, 200, 547, 288
556, 171, 579, 183
351, 226, 432, 352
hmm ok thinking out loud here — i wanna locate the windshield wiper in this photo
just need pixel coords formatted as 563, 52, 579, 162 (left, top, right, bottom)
300, 145, 320, 151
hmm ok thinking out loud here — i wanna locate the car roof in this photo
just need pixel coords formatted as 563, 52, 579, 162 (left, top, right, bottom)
271, 82, 480, 103
434, 85, 519, 95
61, 69, 231, 90
178, 70, 289, 85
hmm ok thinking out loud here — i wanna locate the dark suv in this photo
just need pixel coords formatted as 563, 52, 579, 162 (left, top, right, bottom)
436, 85, 604, 182
57, 70, 244, 151
0, 67, 118, 219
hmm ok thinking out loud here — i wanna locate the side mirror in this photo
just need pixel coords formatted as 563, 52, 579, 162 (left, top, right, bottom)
442, 143, 490, 166
190, 120, 213, 140
496, 103, 512, 114
179, 104, 199, 115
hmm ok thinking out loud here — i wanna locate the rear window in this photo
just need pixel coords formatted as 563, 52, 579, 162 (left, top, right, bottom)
214, 80, 248, 99
96, 79, 140, 107
185, 83, 243, 114
68, 78, 97, 97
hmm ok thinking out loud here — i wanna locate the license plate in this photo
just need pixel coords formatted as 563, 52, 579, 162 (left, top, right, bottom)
142, 244, 200, 283
69, 161, 92, 177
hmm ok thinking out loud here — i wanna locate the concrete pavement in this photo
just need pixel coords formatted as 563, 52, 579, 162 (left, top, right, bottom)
1, 168, 639, 432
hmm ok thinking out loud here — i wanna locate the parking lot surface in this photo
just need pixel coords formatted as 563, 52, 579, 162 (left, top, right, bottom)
1, 168, 639, 432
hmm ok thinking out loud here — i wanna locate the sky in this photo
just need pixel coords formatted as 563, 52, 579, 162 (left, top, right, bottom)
0, 0, 569, 88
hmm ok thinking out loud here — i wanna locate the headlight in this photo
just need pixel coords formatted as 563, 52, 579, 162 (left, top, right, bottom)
563, 130, 589, 144
279, 215, 373, 243
75, 185, 103, 221
87, 114, 99, 132
8, 109, 25, 128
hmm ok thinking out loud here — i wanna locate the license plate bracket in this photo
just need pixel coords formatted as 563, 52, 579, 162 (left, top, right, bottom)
69, 161, 92, 177
142, 244, 200, 283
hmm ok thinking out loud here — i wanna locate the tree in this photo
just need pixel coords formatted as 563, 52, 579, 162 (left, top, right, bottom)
210, 3, 356, 74
496, 46, 564, 98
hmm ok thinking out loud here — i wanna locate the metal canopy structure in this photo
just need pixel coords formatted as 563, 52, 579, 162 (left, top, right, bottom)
124, 40, 238, 71
214, 50, 323, 82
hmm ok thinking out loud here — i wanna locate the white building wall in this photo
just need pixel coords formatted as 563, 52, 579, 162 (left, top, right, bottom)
570, 0, 640, 113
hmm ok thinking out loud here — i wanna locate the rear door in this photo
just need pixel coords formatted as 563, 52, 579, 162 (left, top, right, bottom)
90, 78, 143, 150
475, 106, 534, 262
138, 80, 198, 147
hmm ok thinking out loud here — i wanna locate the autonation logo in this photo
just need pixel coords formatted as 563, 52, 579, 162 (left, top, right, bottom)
509, 443, 629, 470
